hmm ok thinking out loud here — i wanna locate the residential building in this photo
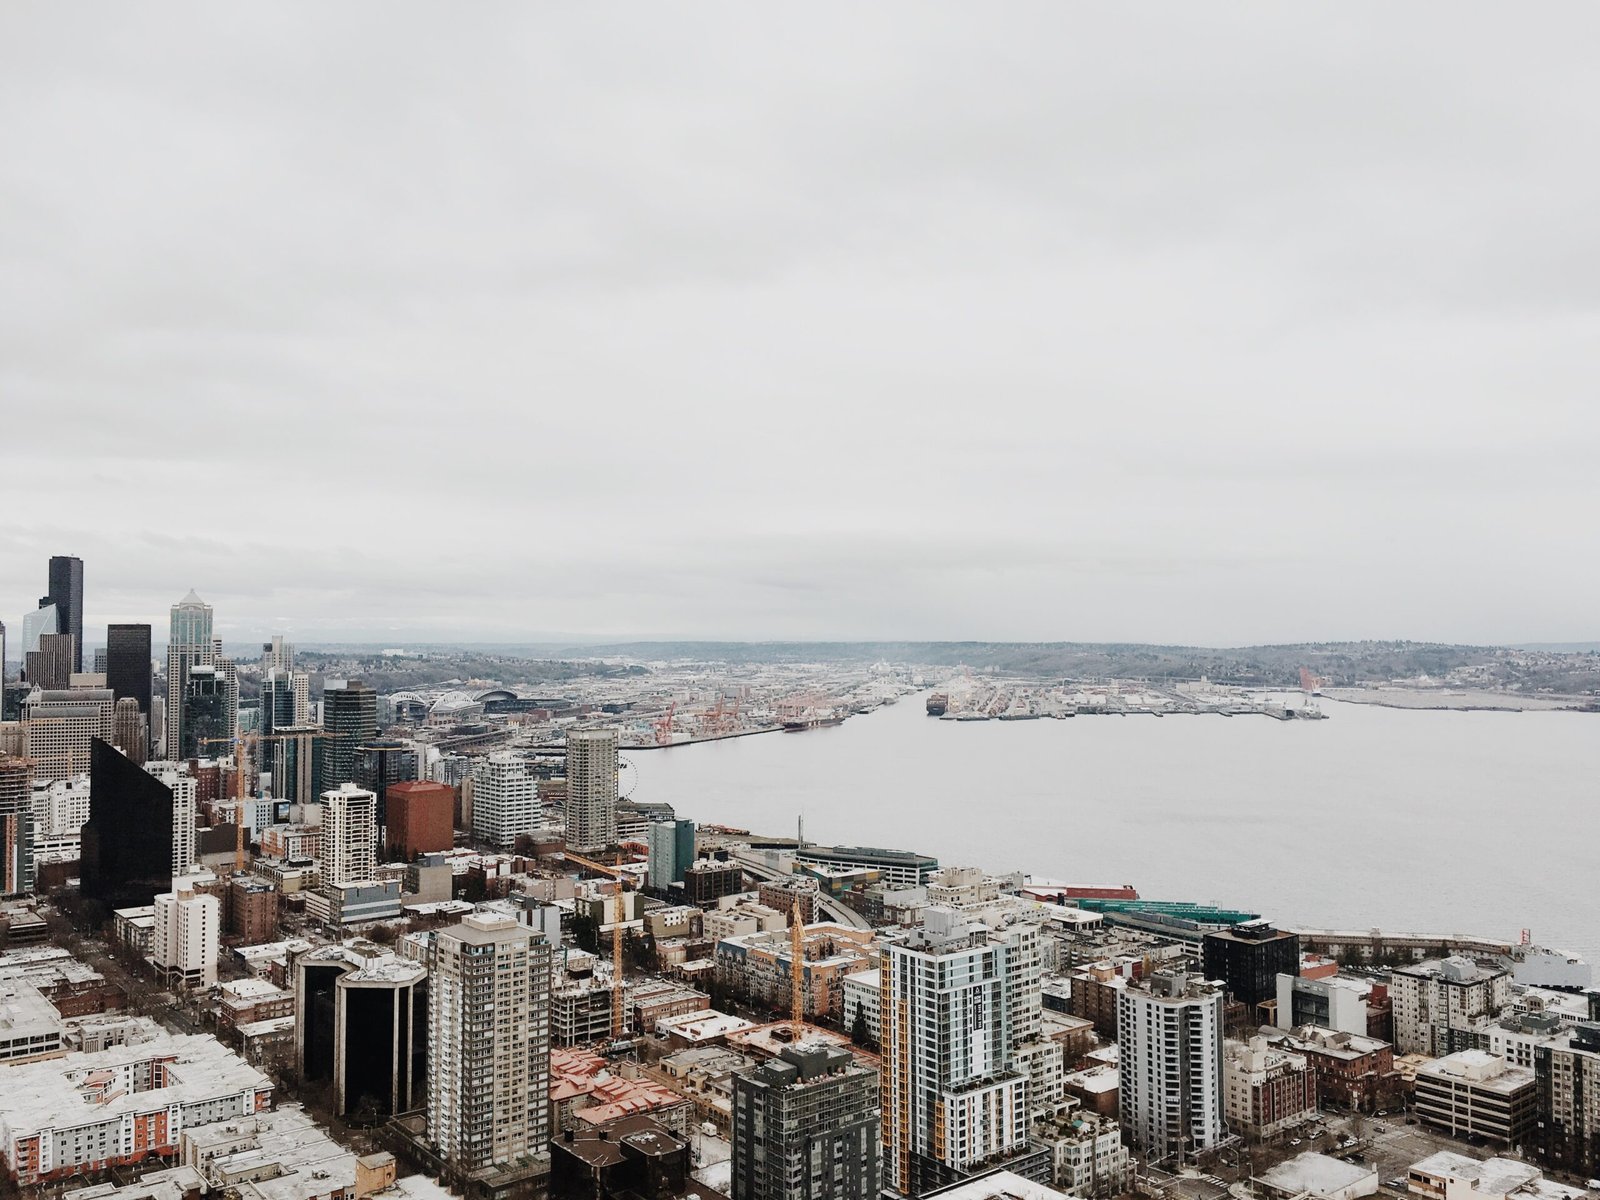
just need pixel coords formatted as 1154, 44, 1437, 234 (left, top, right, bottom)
46, 556, 84, 675
0, 1033, 273, 1185
732, 1043, 880, 1200
105, 624, 152, 717
1222, 1036, 1316, 1139
386, 781, 455, 861
714, 923, 874, 1022
22, 687, 114, 783
320, 784, 378, 888
424, 913, 553, 1174
683, 859, 744, 908
842, 968, 880, 1046
229, 877, 279, 944
0, 758, 34, 898
1029, 1105, 1128, 1198
1413, 1050, 1537, 1146
1264, 1027, 1402, 1113
294, 939, 427, 1118
1390, 958, 1512, 1056
1203, 921, 1299, 1014
647, 819, 696, 891
1117, 972, 1225, 1163
758, 875, 821, 924
470, 753, 536, 849
144, 762, 198, 881
318, 682, 377, 797
564, 728, 618, 853
1534, 1023, 1600, 1179
151, 883, 220, 989
883, 907, 1033, 1195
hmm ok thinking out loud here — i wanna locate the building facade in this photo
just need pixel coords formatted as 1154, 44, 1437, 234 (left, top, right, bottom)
386, 780, 456, 861
470, 753, 536, 850
319, 682, 378, 796
45, 556, 84, 675
1117, 972, 1225, 1163
319, 784, 379, 889
151, 883, 220, 989
1202, 922, 1299, 1013
0, 758, 34, 898
105, 624, 152, 717
1222, 1036, 1316, 1139
564, 728, 619, 853
1390, 958, 1511, 1057
732, 1043, 880, 1200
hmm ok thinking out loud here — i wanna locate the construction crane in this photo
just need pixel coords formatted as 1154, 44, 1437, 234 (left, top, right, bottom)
790, 896, 805, 1037
653, 701, 677, 746
203, 727, 339, 874
563, 850, 635, 1041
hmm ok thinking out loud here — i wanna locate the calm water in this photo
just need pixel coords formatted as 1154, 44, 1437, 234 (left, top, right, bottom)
635, 694, 1600, 963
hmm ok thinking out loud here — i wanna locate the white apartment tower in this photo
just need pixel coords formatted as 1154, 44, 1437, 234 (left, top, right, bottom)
564, 728, 618, 853
145, 762, 198, 881
470, 754, 536, 849
151, 883, 219, 989
883, 907, 1032, 1195
320, 784, 378, 887
424, 912, 552, 1174
1117, 972, 1225, 1163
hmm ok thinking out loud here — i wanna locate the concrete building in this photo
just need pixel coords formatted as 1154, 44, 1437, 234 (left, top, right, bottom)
1390, 958, 1511, 1057
470, 753, 536, 850
320, 784, 378, 888
1117, 972, 1225, 1163
112, 697, 147, 764
646, 818, 696, 891
1276, 971, 1387, 1038
165, 592, 214, 761
683, 859, 744, 908
1222, 1036, 1316, 1139
732, 1042, 880, 1200
386, 781, 455, 861
26, 632, 75, 691
1257, 1152, 1378, 1200
1203, 921, 1299, 1015
22, 687, 114, 783
295, 940, 426, 1119
424, 913, 552, 1174
757, 875, 820, 925
1404, 1152, 1578, 1200
564, 728, 619, 853
795, 844, 938, 888
883, 907, 1033, 1195
1534, 1022, 1600, 1179
0, 757, 34, 898
842, 968, 880, 1046
713, 922, 874, 1023
151, 883, 220, 989
0, 1033, 273, 1185
1028, 1105, 1128, 1198
1414, 1050, 1537, 1147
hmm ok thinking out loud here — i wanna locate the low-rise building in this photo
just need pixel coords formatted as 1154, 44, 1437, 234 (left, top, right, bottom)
1257, 1152, 1378, 1200
1223, 1036, 1317, 1140
1029, 1103, 1128, 1197
1413, 1050, 1537, 1147
1267, 1026, 1402, 1113
713, 922, 873, 1022
1406, 1152, 1585, 1200
0, 978, 63, 1063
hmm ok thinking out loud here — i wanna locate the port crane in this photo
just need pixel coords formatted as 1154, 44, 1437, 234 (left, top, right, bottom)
563, 850, 636, 1041
653, 702, 677, 746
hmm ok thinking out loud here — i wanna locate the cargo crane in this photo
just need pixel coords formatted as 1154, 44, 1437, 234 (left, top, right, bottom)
1299, 667, 1326, 695
564, 850, 635, 1041
653, 702, 677, 746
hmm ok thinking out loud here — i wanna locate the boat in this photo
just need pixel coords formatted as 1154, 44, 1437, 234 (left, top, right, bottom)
926, 693, 948, 717
782, 709, 846, 732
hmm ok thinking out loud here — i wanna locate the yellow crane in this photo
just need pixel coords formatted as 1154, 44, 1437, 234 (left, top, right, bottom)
790, 896, 805, 1036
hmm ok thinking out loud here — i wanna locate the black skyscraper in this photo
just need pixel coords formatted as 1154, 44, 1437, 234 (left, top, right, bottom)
81, 738, 176, 911
106, 624, 153, 714
320, 682, 378, 795
47, 556, 84, 674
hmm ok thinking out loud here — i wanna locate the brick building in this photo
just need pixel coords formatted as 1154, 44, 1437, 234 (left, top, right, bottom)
385, 781, 455, 862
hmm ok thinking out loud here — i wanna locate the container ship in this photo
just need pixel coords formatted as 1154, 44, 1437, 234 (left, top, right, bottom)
925, 692, 949, 717
781, 708, 845, 732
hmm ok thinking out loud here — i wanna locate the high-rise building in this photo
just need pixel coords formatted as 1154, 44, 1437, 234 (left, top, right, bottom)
105, 624, 153, 715
81, 739, 191, 910
564, 728, 619, 853
883, 908, 1033, 1195
166, 591, 214, 761
151, 882, 219, 989
112, 696, 147, 763
1117, 972, 1225, 1163
180, 664, 231, 759
22, 687, 115, 783
0, 620, 6, 720
355, 738, 419, 830
471, 753, 536, 849
262, 668, 310, 732
647, 819, 697, 891
145, 761, 199, 881
295, 939, 427, 1119
46, 556, 84, 675
1202, 922, 1300, 1013
24, 632, 75, 690
320, 682, 377, 795
320, 784, 378, 888
1389, 958, 1512, 1057
732, 1043, 881, 1200
425, 912, 552, 1173
0, 757, 35, 898
261, 635, 294, 672
386, 781, 455, 861
20, 602, 58, 657
1535, 1023, 1600, 1179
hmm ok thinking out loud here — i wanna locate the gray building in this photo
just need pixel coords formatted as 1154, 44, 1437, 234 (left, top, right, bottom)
106, 623, 153, 716
564, 727, 619, 853
320, 681, 377, 795
732, 1043, 880, 1200
47, 555, 84, 675
647, 818, 696, 891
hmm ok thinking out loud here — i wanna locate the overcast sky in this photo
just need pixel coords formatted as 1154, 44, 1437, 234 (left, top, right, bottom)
3, 4, 1598, 648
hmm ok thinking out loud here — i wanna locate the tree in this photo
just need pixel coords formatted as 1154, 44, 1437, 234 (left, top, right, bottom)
513, 833, 537, 857
850, 1001, 869, 1046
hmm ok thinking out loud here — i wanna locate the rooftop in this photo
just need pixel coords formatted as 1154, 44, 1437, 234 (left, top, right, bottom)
1258, 1152, 1377, 1198
922, 1168, 1068, 1200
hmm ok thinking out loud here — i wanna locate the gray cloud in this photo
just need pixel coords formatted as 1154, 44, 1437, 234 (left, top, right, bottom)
3, 3, 1598, 647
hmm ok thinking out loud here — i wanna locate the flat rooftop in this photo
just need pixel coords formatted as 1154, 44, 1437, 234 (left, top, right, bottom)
1259, 1152, 1377, 1198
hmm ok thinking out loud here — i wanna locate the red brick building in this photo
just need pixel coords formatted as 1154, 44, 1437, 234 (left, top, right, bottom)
386, 781, 455, 861
229, 878, 278, 945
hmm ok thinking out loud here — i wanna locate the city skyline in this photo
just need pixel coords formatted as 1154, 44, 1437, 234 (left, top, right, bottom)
5, 6, 1600, 647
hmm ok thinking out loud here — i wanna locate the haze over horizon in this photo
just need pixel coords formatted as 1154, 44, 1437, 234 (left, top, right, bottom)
6, 4, 1599, 647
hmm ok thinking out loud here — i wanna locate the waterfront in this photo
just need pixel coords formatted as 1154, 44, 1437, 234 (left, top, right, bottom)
639, 692, 1600, 963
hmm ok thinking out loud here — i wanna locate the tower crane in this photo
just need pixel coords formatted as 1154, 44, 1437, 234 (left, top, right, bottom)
790, 896, 805, 1037
563, 850, 635, 1041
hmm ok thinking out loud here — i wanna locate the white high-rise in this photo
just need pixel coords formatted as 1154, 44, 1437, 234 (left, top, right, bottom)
883, 907, 1032, 1194
564, 728, 618, 853
470, 754, 536, 849
1117, 972, 1225, 1163
151, 882, 219, 989
144, 761, 197, 881
320, 783, 378, 887
424, 912, 551, 1174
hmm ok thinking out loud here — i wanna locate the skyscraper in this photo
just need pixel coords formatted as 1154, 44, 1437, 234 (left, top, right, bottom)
81, 739, 189, 910
113, 696, 147, 764
166, 591, 213, 761
564, 728, 619, 853
882, 908, 1032, 1195
261, 635, 294, 672
180, 664, 230, 759
425, 912, 552, 1174
1117, 972, 1225, 1163
320, 682, 377, 794
733, 1044, 881, 1200
22, 688, 115, 783
21, 602, 58, 656
470, 753, 536, 849
355, 738, 419, 830
24, 632, 74, 690
105, 624, 153, 715
46, 556, 84, 674
0, 757, 35, 898
320, 784, 378, 888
